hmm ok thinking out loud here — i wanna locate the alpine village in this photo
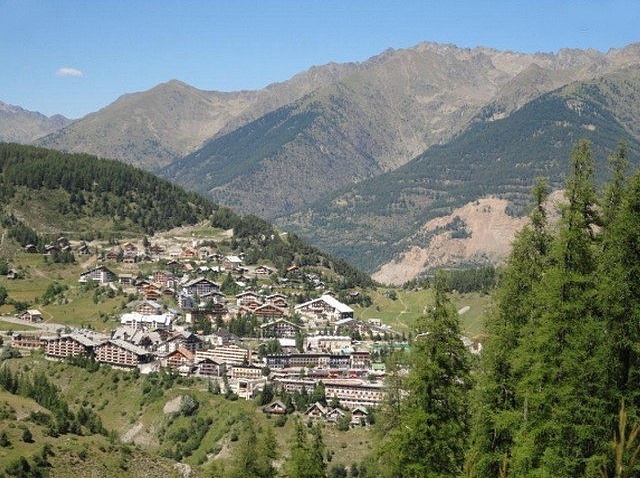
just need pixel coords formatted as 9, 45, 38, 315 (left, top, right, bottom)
3, 38, 640, 478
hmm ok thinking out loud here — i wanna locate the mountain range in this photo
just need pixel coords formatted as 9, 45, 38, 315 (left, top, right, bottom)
4, 41, 640, 283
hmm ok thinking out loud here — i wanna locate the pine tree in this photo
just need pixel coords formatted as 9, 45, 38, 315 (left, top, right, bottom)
467, 178, 552, 477
509, 139, 608, 476
379, 270, 472, 477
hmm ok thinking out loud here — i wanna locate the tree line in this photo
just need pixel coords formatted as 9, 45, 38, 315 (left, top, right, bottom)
367, 139, 640, 477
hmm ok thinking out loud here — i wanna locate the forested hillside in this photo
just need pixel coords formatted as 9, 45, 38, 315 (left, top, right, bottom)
0, 143, 372, 287
282, 68, 640, 273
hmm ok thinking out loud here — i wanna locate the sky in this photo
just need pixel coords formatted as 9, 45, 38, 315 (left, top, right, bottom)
2, 0, 640, 119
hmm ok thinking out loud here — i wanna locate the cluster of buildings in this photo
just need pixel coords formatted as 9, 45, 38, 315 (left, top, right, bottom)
10, 239, 480, 420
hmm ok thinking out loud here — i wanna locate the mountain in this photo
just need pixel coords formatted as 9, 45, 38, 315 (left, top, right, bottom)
278, 67, 640, 281
36, 62, 359, 170
0, 101, 71, 143
164, 43, 640, 219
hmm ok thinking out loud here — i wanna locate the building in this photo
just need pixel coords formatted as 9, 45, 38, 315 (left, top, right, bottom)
260, 318, 300, 338
44, 334, 96, 359
78, 266, 116, 285
305, 335, 352, 352
11, 333, 46, 351
120, 312, 173, 331
195, 345, 249, 366
94, 340, 151, 369
20, 309, 42, 323
164, 347, 196, 369
230, 365, 263, 380
295, 295, 354, 322
323, 379, 385, 409
183, 277, 221, 298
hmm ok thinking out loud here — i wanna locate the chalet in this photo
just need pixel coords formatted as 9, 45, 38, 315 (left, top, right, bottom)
122, 250, 139, 264
148, 244, 165, 255
44, 334, 96, 360
160, 331, 204, 353
183, 277, 221, 297
43, 244, 58, 255
209, 329, 240, 347
20, 309, 42, 323
325, 407, 346, 424
294, 295, 354, 322
24, 244, 37, 254
164, 347, 195, 369
254, 304, 287, 321
260, 318, 300, 338
118, 274, 136, 285
77, 244, 90, 255
135, 299, 163, 315
94, 339, 152, 369
222, 255, 243, 270
236, 291, 262, 307
286, 265, 300, 275
304, 401, 328, 420
262, 400, 288, 415
120, 311, 172, 330
79, 265, 116, 285
350, 406, 370, 427
265, 294, 288, 309
254, 265, 274, 275
105, 247, 123, 262
6, 269, 18, 280
142, 284, 161, 301
195, 357, 224, 376
152, 270, 175, 287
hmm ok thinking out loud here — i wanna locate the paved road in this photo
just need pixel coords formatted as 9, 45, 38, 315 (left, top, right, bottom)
0, 315, 67, 333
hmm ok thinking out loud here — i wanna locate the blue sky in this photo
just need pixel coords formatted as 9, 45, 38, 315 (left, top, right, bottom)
2, 0, 640, 119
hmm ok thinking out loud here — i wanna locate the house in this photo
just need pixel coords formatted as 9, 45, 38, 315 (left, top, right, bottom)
105, 247, 123, 262
183, 277, 221, 297
254, 265, 274, 275
135, 299, 163, 315
222, 255, 243, 270
265, 294, 288, 309
195, 357, 224, 376
260, 318, 300, 338
79, 266, 116, 285
236, 291, 262, 307
44, 334, 96, 359
118, 274, 136, 285
295, 295, 354, 322
262, 400, 288, 415
77, 244, 90, 255
195, 345, 248, 366
24, 244, 37, 254
325, 407, 346, 424
161, 331, 204, 354
304, 401, 328, 420
350, 407, 370, 427
94, 339, 152, 369
254, 303, 287, 320
164, 347, 196, 369
20, 309, 42, 323
6, 269, 18, 280
142, 284, 161, 301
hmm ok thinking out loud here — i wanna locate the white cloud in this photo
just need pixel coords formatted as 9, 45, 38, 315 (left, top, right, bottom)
56, 67, 84, 78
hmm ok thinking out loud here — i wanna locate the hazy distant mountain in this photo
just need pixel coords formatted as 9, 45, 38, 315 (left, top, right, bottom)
164, 42, 640, 218
279, 66, 640, 280
0, 101, 71, 143
37, 63, 359, 170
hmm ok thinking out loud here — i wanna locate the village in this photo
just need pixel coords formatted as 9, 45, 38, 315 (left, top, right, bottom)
6, 236, 480, 429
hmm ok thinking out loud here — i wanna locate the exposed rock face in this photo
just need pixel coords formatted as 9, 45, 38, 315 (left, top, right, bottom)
372, 198, 528, 285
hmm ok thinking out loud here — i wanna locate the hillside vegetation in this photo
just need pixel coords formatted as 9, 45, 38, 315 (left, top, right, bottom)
281, 68, 640, 273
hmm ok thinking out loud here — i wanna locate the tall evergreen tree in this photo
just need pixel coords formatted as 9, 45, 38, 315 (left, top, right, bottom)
467, 178, 552, 477
379, 270, 471, 477
509, 139, 608, 476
